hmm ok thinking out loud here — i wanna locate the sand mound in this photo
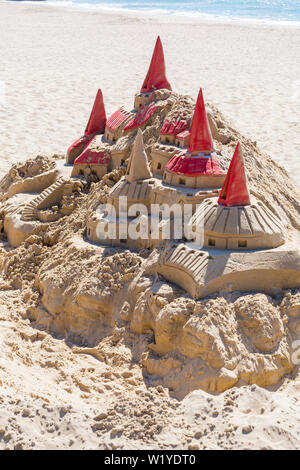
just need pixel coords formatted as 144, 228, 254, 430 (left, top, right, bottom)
0, 92, 299, 448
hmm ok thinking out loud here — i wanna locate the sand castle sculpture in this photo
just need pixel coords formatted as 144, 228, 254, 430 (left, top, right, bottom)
0, 36, 300, 399
0, 36, 299, 300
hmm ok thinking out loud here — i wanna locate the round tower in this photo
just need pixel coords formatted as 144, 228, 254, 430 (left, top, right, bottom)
162, 89, 225, 188
193, 143, 286, 249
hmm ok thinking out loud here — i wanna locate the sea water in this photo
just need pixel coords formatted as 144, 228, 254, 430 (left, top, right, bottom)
45, 0, 300, 24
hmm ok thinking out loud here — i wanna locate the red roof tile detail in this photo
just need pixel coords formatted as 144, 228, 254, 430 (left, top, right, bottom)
67, 135, 91, 157
165, 154, 224, 177
74, 139, 111, 165
176, 130, 191, 140
124, 104, 158, 132
106, 107, 131, 132
160, 118, 189, 136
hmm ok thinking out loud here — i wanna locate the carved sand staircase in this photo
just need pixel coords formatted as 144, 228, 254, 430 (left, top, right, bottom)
21, 176, 67, 221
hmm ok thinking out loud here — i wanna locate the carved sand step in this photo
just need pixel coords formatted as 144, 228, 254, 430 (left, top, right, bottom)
21, 177, 67, 221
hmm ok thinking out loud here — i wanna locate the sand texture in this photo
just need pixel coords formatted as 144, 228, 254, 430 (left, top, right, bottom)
0, 1, 300, 451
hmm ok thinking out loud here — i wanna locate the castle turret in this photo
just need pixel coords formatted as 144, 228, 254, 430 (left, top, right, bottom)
162, 89, 225, 188
193, 143, 286, 250
84, 89, 107, 137
66, 89, 106, 164
134, 36, 172, 110
87, 130, 158, 250
188, 89, 214, 154
126, 129, 152, 182
218, 142, 250, 207
141, 36, 171, 93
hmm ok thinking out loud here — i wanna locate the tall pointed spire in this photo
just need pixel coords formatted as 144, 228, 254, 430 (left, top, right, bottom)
188, 89, 214, 154
84, 89, 107, 136
126, 129, 152, 182
218, 143, 251, 207
140, 36, 171, 93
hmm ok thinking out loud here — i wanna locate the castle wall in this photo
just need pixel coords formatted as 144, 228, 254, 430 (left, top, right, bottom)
71, 164, 108, 179
134, 92, 153, 111
163, 170, 225, 189
111, 149, 129, 170
7, 170, 58, 199
151, 145, 179, 176
203, 232, 285, 250
160, 134, 175, 145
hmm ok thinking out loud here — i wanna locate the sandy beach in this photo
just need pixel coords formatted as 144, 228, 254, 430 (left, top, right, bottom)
0, 0, 299, 451
0, 1, 299, 184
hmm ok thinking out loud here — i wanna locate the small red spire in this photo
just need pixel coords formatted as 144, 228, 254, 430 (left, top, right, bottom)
218, 143, 251, 207
84, 89, 107, 136
188, 89, 214, 154
140, 36, 171, 93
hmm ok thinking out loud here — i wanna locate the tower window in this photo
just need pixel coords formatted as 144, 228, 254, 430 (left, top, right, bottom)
157, 162, 162, 170
179, 178, 186, 185
208, 238, 215, 247
238, 240, 247, 248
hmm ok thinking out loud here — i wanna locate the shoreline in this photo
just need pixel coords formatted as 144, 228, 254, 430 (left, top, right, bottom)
3, 0, 300, 28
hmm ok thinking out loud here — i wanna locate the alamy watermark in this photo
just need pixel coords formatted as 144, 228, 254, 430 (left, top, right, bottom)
95, 197, 204, 247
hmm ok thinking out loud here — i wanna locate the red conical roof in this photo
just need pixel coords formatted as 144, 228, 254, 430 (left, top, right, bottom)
188, 89, 213, 154
140, 36, 171, 93
218, 143, 251, 207
84, 89, 107, 136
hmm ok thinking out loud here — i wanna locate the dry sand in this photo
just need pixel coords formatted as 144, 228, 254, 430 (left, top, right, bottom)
0, 1, 299, 184
0, 1, 300, 451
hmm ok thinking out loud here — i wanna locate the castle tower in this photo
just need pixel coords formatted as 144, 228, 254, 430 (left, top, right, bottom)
84, 89, 107, 137
218, 142, 250, 207
66, 89, 107, 164
134, 36, 172, 110
188, 89, 214, 154
87, 130, 158, 250
193, 143, 286, 250
163, 89, 225, 189
126, 129, 152, 182
141, 36, 171, 93
108, 129, 155, 215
